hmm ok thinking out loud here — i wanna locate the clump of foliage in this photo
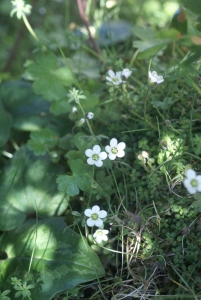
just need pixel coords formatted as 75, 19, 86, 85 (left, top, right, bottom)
1, 0, 201, 299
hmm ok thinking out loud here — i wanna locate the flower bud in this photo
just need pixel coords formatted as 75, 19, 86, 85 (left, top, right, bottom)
76, 118, 85, 127
72, 107, 77, 115
85, 112, 94, 120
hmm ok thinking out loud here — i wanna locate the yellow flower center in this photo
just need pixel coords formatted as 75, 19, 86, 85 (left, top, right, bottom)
111, 147, 118, 154
92, 154, 99, 161
191, 179, 198, 187
91, 213, 98, 220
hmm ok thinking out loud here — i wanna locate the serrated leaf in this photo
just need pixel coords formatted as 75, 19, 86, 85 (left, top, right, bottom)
27, 129, 58, 155
56, 175, 79, 196
56, 159, 93, 197
26, 52, 73, 101
0, 218, 105, 300
69, 159, 93, 191
0, 147, 68, 230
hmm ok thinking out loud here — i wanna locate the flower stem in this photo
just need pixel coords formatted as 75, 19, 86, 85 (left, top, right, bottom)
77, 101, 95, 137
143, 87, 157, 130
22, 13, 39, 41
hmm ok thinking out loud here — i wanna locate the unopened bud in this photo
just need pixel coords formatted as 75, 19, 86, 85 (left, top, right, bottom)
85, 112, 94, 119
76, 118, 85, 127
72, 107, 77, 115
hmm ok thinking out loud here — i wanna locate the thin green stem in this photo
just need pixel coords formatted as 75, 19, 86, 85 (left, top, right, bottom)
143, 87, 157, 130
22, 13, 39, 41
108, 159, 127, 211
77, 101, 95, 137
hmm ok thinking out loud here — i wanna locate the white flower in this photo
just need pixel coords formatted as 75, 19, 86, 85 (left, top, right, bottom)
11, 0, 32, 19
93, 229, 109, 244
84, 205, 107, 227
85, 145, 107, 167
105, 138, 126, 160
86, 112, 94, 120
149, 71, 164, 85
106, 70, 123, 86
183, 169, 201, 194
122, 68, 132, 79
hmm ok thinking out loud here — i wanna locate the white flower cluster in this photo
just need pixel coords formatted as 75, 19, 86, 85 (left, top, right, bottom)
84, 205, 109, 244
106, 69, 132, 86
85, 138, 126, 167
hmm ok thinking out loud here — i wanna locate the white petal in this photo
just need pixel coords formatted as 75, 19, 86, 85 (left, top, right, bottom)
87, 158, 95, 165
187, 185, 197, 194
94, 219, 103, 227
99, 152, 107, 160
183, 179, 197, 194
108, 70, 115, 78
118, 142, 126, 150
102, 235, 108, 241
95, 236, 103, 243
106, 76, 113, 82
102, 230, 109, 234
117, 150, 125, 158
95, 160, 103, 167
108, 153, 116, 160
105, 145, 111, 153
84, 208, 92, 217
87, 218, 95, 227
196, 175, 201, 191
93, 145, 101, 154
110, 138, 118, 147
113, 81, 121, 86
92, 205, 100, 213
85, 149, 93, 157
99, 210, 107, 218
157, 76, 164, 84
186, 169, 196, 179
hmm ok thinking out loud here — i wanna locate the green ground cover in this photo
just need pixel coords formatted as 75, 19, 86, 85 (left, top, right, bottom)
1, 0, 201, 299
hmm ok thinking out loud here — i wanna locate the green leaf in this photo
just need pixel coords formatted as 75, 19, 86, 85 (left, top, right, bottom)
73, 133, 96, 153
50, 98, 71, 115
27, 129, 58, 155
0, 290, 11, 300
0, 147, 68, 230
26, 51, 73, 101
134, 39, 170, 59
180, 0, 201, 15
56, 175, 79, 196
190, 193, 201, 212
0, 100, 12, 148
69, 159, 93, 191
0, 81, 50, 131
57, 159, 93, 197
133, 25, 155, 40
0, 218, 105, 300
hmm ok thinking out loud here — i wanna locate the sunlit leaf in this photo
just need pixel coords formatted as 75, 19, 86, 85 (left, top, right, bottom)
0, 81, 50, 131
0, 147, 68, 230
27, 129, 58, 155
0, 218, 105, 299
26, 51, 73, 101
